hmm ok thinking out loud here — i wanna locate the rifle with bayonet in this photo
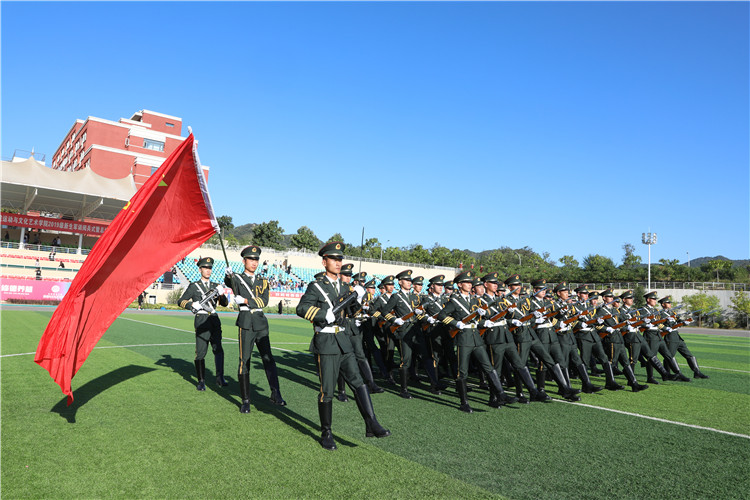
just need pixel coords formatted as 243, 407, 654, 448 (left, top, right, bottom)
477, 288, 518, 336
507, 286, 550, 333
448, 303, 490, 338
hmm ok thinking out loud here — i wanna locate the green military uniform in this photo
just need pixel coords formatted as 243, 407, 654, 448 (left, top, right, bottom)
437, 271, 517, 413
596, 290, 647, 392
359, 279, 391, 381
620, 291, 673, 384
658, 296, 709, 379
295, 241, 389, 450
480, 273, 547, 403
383, 270, 441, 397
178, 257, 230, 390
369, 276, 397, 383
504, 275, 580, 401
225, 246, 285, 413
571, 286, 620, 390
420, 275, 453, 383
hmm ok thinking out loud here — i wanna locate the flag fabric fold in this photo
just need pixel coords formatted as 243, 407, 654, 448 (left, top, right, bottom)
35, 134, 219, 404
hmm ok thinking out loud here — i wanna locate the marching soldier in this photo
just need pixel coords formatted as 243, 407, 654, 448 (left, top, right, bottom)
370, 276, 397, 384
178, 257, 229, 390
552, 282, 602, 393
572, 286, 621, 390
621, 290, 674, 384
658, 296, 709, 379
480, 273, 548, 404
295, 241, 390, 451
504, 274, 580, 401
383, 270, 442, 397
224, 246, 286, 413
595, 289, 648, 392
437, 271, 518, 412
420, 275, 455, 384
360, 279, 390, 380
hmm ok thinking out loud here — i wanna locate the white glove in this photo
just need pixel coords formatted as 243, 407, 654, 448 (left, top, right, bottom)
532, 310, 543, 319
606, 327, 615, 333
355, 319, 362, 327
667, 317, 676, 324
665, 327, 673, 333
644, 317, 652, 324
415, 308, 424, 315
325, 309, 336, 324
362, 303, 370, 311
354, 285, 366, 303
558, 323, 569, 332
628, 326, 637, 333
427, 316, 436, 324
455, 321, 466, 330
483, 320, 494, 328
233, 295, 247, 305
477, 308, 487, 317
225, 268, 233, 276
511, 319, 523, 327
596, 318, 605, 325
394, 318, 405, 326
192, 301, 203, 311
215, 284, 226, 295
535, 317, 545, 324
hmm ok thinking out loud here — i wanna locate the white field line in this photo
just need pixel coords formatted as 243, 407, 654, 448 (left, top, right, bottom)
553, 399, 750, 440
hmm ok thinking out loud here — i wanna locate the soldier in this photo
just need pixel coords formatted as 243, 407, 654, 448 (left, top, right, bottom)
178, 257, 230, 390
571, 285, 620, 390
596, 289, 648, 392
658, 296, 709, 379
370, 276, 397, 384
224, 246, 286, 413
437, 271, 518, 412
552, 282, 602, 394
419, 275, 450, 383
295, 241, 390, 450
621, 290, 674, 384
504, 274, 580, 401
336, 265, 384, 401
383, 270, 442, 397
480, 273, 548, 404
360, 278, 390, 380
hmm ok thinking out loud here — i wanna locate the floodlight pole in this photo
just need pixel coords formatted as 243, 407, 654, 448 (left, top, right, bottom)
642, 231, 657, 291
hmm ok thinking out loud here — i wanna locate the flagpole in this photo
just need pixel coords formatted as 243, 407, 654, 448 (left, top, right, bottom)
217, 231, 238, 311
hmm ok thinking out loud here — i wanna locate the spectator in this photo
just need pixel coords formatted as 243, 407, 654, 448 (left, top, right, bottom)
59, 261, 65, 269
137, 292, 145, 310
3, 231, 9, 240
35, 268, 42, 280
23, 233, 29, 244
49, 251, 55, 262
35, 259, 40, 268
33, 233, 40, 245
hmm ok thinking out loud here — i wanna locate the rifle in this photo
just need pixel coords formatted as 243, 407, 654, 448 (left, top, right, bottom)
508, 307, 547, 333
390, 311, 417, 334
449, 304, 489, 338
197, 286, 223, 314
477, 289, 518, 335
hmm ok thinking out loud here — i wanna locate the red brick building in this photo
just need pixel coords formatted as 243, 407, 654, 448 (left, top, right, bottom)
50, 109, 208, 188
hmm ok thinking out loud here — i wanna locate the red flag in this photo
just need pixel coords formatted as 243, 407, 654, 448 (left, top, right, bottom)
35, 134, 218, 404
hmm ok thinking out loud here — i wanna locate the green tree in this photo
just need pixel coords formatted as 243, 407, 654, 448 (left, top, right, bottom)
557, 255, 580, 282
656, 258, 681, 281
681, 293, 721, 327
252, 220, 285, 250
701, 259, 733, 281
620, 243, 643, 281
633, 284, 647, 307
581, 254, 617, 283
430, 244, 452, 267
216, 215, 234, 233
406, 244, 432, 265
327, 233, 345, 244
729, 291, 750, 328
290, 226, 321, 252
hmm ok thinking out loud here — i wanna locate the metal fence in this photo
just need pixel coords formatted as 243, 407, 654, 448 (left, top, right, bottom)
1, 241, 90, 255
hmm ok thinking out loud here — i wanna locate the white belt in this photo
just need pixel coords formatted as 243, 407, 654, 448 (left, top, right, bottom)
496, 319, 507, 326
196, 311, 210, 315
315, 325, 346, 334
539, 322, 552, 328
239, 306, 262, 313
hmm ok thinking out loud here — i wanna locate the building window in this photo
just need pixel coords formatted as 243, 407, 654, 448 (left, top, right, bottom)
82, 132, 87, 142
143, 139, 165, 152
151, 166, 158, 175
85, 159, 91, 169
165, 122, 174, 128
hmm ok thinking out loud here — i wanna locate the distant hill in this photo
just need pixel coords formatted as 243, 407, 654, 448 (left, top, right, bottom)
687, 256, 749, 268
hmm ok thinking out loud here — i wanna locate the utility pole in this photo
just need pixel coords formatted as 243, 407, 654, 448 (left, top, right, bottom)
642, 231, 657, 291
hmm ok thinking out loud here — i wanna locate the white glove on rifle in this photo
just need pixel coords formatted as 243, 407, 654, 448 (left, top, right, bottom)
355, 319, 362, 327
606, 327, 615, 333
394, 318, 405, 326
643, 317, 652, 324
233, 296, 247, 305
535, 317, 545, 324
483, 320, 494, 328
665, 327, 673, 333
628, 326, 637, 333
477, 308, 487, 317
415, 308, 424, 315
511, 319, 523, 327
596, 318, 605, 325
215, 284, 226, 295
362, 303, 370, 311
354, 285, 366, 303
455, 321, 466, 330
558, 323, 569, 332
325, 309, 336, 325
532, 310, 543, 319
192, 301, 203, 312
225, 268, 234, 276
427, 316, 436, 324
667, 317, 676, 324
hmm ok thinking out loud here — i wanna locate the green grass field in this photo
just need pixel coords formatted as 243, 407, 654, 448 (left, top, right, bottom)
2, 308, 749, 499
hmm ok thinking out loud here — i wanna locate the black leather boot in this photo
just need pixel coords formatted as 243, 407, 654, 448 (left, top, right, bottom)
195, 359, 206, 391
336, 373, 349, 402
536, 367, 546, 393
456, 378, 473, 413
424, 362, 443, 395
353, 385, 391, 438
551, 364, 580, 401
667, 356, 691, 382
649, 355, 672, 382
623, 364, 648, 392
358, 359, 384, 393
239, 372, 251, 413
489, 370, 517, 404
577, 363, 602, 393
398, 367, 413, 399
603, 363, 624, 391
688, 356, 709, 379
645, 363, 659, 385
265, 363, 286, 406
214, 352, 228, 386
318, 401, 337, 450
519, 366, 550, 402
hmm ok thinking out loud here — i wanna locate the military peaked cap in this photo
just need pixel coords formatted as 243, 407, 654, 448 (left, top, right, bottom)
412, 276, 424, 285
454, 271, 474, 283
619, 290, 634, 300
380, 275, 395, 286
364, 279, 377, 289
531, 278, 547, 288
658, 296, 672, 304
340, 263, 354, 276
396, 270, 413, 281
429, 274, 445, 285
553, 282, 569, 293
481, 272, 500, 283
319, 241, 345, 258
600, 288, 614, 298
197, 257, 214, 268
504, 274, 522, 286
241, 246, 261, 259
644, 291, 659, 300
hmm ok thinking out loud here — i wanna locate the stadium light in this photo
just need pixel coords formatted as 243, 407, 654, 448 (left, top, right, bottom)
642, 231, 657, 291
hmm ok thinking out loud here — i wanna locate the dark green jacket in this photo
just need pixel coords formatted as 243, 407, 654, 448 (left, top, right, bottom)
225, 272, 269, 331
178, 280, 229, 329
296, 276, 354, 355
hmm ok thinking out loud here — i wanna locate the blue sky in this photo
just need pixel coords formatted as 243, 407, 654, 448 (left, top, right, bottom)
2, 1, 748, 265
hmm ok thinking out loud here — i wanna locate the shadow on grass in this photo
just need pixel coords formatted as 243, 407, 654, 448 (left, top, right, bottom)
155, 354, 240, 409
51, 364, 155, 423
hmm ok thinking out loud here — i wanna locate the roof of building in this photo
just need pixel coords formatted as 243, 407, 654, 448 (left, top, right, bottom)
1, 156, 136, 221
